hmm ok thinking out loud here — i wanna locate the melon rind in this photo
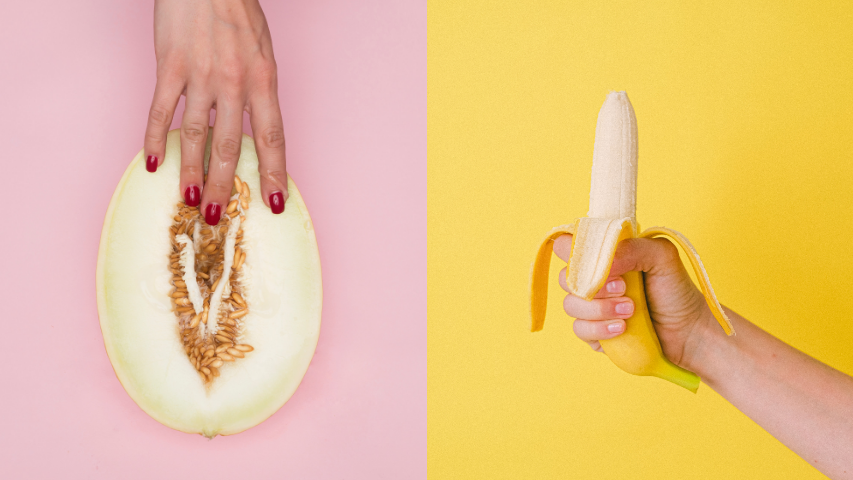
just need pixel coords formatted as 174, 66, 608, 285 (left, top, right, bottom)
96, 130, 322, 437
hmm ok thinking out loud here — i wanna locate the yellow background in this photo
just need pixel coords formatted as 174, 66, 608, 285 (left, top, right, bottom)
428, 1, 853, 478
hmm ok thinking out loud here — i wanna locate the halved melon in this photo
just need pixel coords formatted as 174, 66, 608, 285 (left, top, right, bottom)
96, 130, 322, 437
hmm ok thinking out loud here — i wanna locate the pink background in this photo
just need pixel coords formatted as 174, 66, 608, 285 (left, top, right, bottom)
0, 1, 424, 478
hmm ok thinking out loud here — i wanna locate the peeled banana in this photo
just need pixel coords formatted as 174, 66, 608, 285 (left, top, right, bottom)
530, 91, 734, 392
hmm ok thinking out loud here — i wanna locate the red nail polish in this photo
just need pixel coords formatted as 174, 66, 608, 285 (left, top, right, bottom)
270, 191, 285, 214
184, 185, 200, 207
146, 155, 158, 173
205, 203, 221, 225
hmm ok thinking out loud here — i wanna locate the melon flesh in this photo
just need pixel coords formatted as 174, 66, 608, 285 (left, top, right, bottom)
96, 130, 322, 437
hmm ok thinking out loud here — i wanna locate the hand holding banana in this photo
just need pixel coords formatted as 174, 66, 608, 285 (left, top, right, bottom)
528, 92, 853, 478
553, 232, 715, 381
530, 91, 734, 391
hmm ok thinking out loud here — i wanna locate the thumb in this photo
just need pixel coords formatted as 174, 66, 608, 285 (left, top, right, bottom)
608, 237, 684, 279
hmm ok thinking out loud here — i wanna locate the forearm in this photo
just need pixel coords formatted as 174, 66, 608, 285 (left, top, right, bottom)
686, 307, 853, 478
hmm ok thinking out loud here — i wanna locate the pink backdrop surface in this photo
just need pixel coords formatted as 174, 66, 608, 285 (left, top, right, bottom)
0, 1, 424, 478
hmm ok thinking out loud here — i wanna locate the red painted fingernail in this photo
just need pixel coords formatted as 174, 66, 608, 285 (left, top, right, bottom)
184, 185, 200, 207
269, 191, 285, 214
204, 203, 221, 225
146, 155, 158, 173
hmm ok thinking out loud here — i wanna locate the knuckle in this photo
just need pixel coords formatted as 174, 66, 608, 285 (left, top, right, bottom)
220, 59, 245, 86
216, 136, 242, 159
619, 238, 638, 260
597, 300, 611, 318
206, 180, 232, 197
262, 167, 288, 185
260, 126, 285, 149
181, 164, 204, 178
182, 123, 208, 143
148, 104, 172, 127
145, 130, 166, 147
156, 67, 182, 85
157, 54, 185, 76
193, 58, 212, 76
656, 238, 680, 261
253, 60, 278, 85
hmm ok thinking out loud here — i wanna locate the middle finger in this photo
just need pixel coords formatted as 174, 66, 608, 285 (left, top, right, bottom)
201, 97, 244, 225
563, 293, 634, 320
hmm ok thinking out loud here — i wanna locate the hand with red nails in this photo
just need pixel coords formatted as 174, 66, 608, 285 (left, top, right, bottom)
554, 233, 853, 477
143, 0, 289, 225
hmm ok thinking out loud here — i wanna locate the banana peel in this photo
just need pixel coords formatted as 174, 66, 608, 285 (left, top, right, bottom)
530, 92, 733, 392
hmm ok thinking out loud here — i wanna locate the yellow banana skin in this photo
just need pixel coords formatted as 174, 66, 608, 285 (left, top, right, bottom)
529, 92, 733, 392
595, 222, 699, 392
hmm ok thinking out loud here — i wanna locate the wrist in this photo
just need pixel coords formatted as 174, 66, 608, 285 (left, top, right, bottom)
679, 304, 729, 382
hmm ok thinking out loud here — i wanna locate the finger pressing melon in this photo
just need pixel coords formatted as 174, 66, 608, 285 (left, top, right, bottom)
97, 130, 322, 437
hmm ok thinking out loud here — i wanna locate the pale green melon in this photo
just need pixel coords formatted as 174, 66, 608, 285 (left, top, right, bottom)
96, 130, 322, 437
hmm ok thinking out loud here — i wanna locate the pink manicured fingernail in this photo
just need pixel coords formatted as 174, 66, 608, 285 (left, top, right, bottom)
146, 155, 158, 173
269, 191, 285, 214
204, 203, 221, 225
184, 185, 200, 207
615, 302, 633, 315
606, 279, 624, 293
607, 322, 624, 334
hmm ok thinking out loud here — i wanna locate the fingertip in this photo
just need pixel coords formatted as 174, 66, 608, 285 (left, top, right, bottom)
605, 277, 626, 294
258, 172, 288, 212
269, 191, 285, 214
558, 267, 569, 293
146, 155, 159, 173
573, 318, 625, 343
606, 320, 625, 334
204, 202, 222, 226
553, 234, 574, 261
614, 300, 634, 317
593, 276, 627, 299
184, 184, 201, 207
554, 234, 573, 245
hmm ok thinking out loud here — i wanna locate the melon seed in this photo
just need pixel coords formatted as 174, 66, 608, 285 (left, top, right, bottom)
226, 348, 245, 358
167, 178, 252, 383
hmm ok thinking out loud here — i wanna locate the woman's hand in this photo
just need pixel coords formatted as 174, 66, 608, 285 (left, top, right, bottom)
556, 234, 853, 478
554, 234, 714, 371
144, 0, 288, 225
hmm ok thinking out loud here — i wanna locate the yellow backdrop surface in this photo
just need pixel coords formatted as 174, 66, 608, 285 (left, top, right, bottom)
428, 1, 853, 478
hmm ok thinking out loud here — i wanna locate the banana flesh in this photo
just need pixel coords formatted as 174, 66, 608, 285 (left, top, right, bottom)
529, 92, 733, 392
